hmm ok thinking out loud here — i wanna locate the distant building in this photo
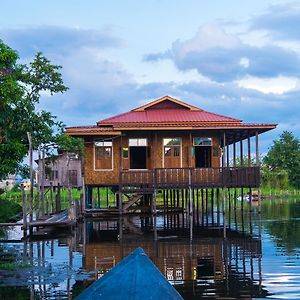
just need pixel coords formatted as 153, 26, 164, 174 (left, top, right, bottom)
36, 152, 82, 188
0, 174, 16, 191
21, 179, 32, 191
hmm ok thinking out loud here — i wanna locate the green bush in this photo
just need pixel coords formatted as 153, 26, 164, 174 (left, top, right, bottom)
0, 198, 22, 222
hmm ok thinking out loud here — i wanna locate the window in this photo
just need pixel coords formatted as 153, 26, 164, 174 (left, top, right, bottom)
52, 170, 58, 180
174, 146, 180, 157
129, 138, 147, 146
193, 137, 212, 146
95, 140, 113, 170
164, 147, 171, 156
123, 147, 129, 158
68, 170, 78, 186
45, 170, 58, 180
163, 138, 181, 146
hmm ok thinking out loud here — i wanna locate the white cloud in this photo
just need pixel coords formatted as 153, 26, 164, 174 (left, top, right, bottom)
172, 23, 241, 58
238, 75, 298, 94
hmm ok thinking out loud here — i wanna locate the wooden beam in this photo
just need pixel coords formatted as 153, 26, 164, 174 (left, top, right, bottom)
233, 140, 236, 167
226, 144, 229, 167
256, 131, 259, 166
222, 132, 226, 168
189, 132, 192, 167
240, 139, 243, 166
248, 133, 251, 167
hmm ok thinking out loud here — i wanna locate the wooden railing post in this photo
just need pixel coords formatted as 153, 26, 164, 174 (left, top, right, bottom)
188, 168, 193, 216
21, 184, 27, 237
119, 171, 123, 215
50, 182, 54, 214
56, 183, 61, 213
153, 169, 157, 215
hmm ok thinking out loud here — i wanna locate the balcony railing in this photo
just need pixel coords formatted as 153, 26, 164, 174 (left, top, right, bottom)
120, 167, 260, 192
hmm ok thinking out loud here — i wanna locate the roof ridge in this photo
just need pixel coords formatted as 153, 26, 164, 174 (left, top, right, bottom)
133, 95, 201, 111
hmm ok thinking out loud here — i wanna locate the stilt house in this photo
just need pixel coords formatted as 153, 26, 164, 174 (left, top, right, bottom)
66, 95, 276, 213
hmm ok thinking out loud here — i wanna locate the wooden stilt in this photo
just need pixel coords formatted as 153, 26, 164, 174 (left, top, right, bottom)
241, 187, 244, 211
97, 187, 100, 208
106, 187, 109, 208
217, 188, 220, 225
56, 183, 61, 213
163, 189, 166, 213
255, 130, 262, 214
50, 182, 54, 214
249, 187, 252, 212
228, 188, 231, 229
153, 190, 157, 215
201, 189, 204, 226
222, 188, 226, 238
234, 188, 237, 211
196, 189, 199, 223
211, 188, 214, 225
205, 189, 209, 225
118, 191, 123, 215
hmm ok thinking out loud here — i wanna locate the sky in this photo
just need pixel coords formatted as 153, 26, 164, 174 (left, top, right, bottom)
1, 0, 300, 153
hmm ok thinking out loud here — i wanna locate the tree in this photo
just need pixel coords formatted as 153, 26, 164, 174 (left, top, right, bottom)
0, 40, 68, 179
263, 131, 300, 188
0, 42, 26, 178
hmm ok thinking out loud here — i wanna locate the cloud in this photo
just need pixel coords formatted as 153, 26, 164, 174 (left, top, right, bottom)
0, 25, 123, 57
145, 23, 300, 82
2, 24, 299, 155
251, 3, 300, 41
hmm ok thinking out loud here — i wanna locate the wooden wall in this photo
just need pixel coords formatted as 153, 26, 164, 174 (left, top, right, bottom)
84, 131, 222, 185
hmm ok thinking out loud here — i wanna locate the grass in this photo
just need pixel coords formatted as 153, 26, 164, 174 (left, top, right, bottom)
0, 262, 31, 270
261, 185, 300, 196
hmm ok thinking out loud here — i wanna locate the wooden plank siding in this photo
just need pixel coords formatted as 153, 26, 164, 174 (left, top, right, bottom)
84, 131, 222, 186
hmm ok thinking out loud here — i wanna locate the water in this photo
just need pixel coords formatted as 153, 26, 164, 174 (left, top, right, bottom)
0, 196, 300, 299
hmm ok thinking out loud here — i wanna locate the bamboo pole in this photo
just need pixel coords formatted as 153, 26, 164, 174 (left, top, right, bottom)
56, 183, 61, 213
41, 149, 45, 216
256, 131, 262, 213
21, 184, 27, 236
27, 132, 33, 225
240, 139, 243, 166
50, 182, 54, 214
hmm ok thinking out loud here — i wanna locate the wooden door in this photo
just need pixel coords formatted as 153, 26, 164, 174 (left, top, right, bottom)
164, 145, 181, 168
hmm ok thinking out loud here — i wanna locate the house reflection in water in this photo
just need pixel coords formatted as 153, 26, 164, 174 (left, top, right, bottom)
82, 214, 270, 299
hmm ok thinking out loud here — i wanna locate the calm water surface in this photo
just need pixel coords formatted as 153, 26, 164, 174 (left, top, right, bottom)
0, 196, 300, 299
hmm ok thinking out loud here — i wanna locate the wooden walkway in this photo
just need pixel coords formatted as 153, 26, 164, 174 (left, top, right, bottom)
28, 210, 74, 229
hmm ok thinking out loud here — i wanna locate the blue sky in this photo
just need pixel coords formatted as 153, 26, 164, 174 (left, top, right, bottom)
1, 0, 300, 152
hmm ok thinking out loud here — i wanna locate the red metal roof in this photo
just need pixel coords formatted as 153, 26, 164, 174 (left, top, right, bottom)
65, 96, 276, 137
98, 96, 241, 125
99, 109, 240, 125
